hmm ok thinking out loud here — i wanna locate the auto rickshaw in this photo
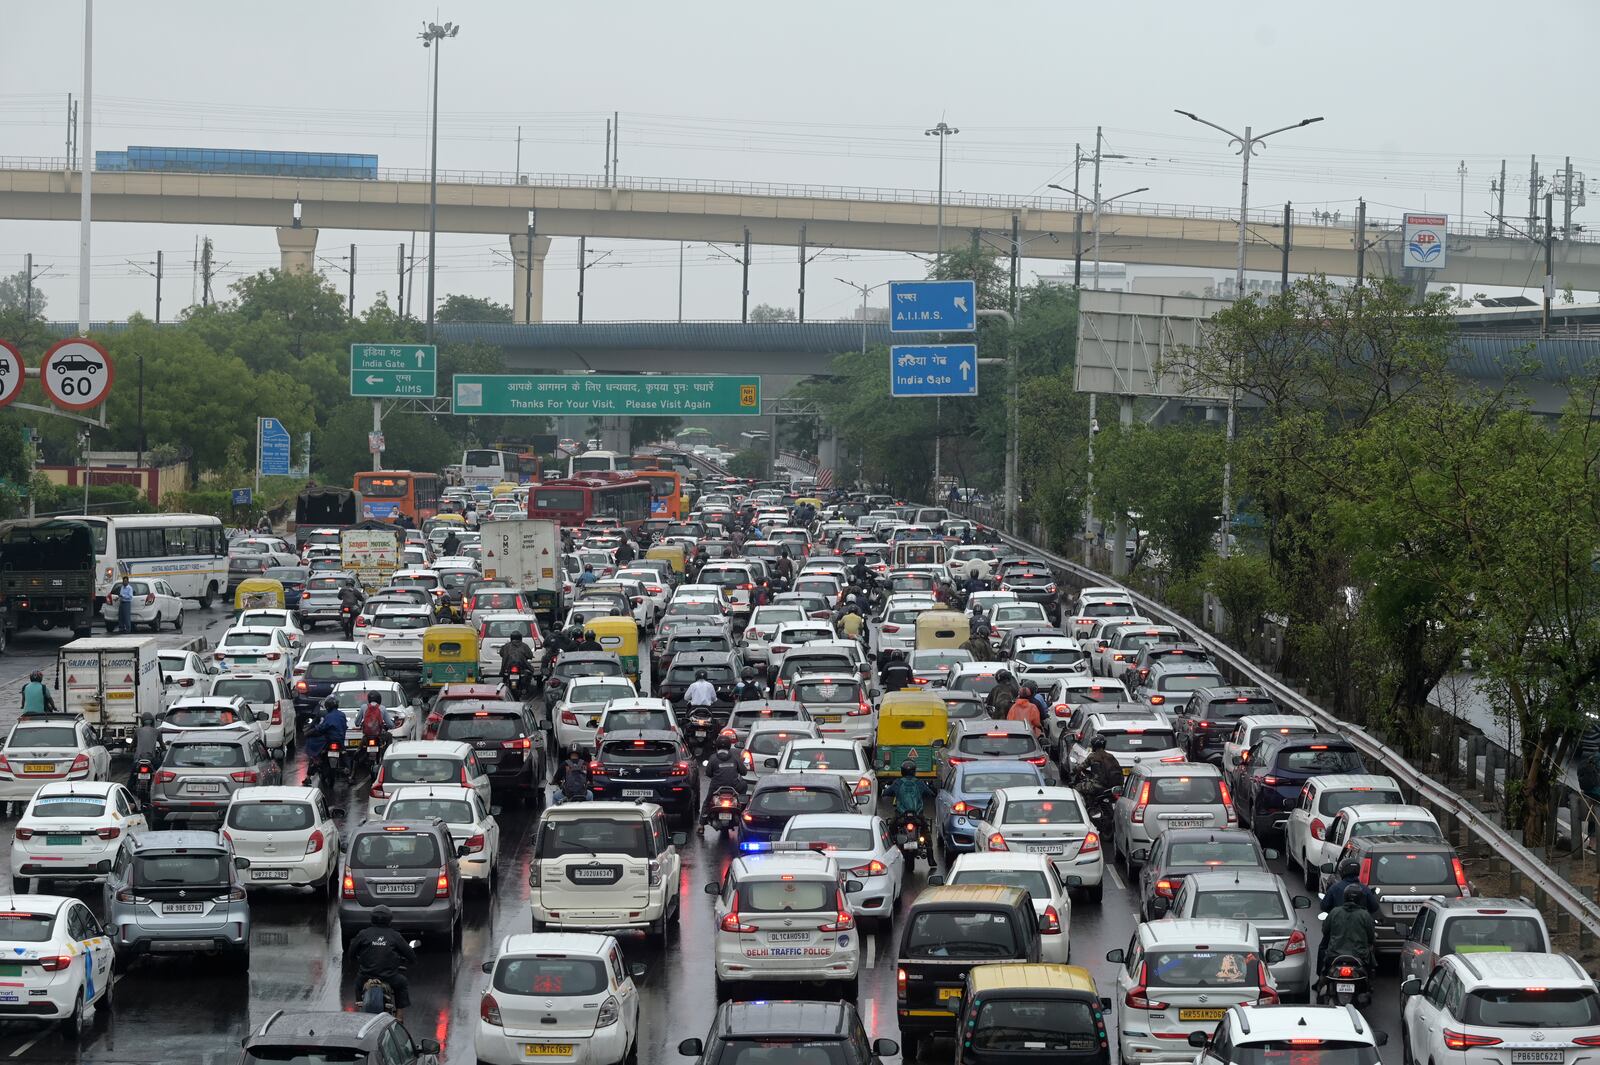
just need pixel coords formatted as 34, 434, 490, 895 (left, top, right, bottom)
645, 543, 686, 575
233, 577, 286, 614
915, 609, 970, 651
421, 624, 480, 690
490, 482, 519, 498
585, 616, 640, 685
875, 691, 948, 778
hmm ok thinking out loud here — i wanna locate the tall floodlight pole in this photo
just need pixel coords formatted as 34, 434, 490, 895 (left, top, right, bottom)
1173, 109, 1323, 557
924, 122, 959, 268
420, 20, 460, 344
77, 0, 93, 335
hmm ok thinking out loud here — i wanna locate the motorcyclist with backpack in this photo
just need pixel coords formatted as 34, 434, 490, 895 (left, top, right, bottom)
558, 750, 591, 804
347, 905, 416, 1019
338, 583, 362, 639
890, 758, 931, 819
703, 747, 748, 819
1077, 735, 1124, 792
359, 693, 396, 775
733, 667, 766, 702
985, 668, 1020, 718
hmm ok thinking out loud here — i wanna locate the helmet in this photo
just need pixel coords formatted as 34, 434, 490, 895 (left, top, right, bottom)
901, 758, 918, 776
715, 748, 732, 763
741, 667, 756, 680
370, 905, 393, 927
367, 691, 382, 704
509, 632, 523, 642
324, 696, 340, 711
696, 670, 709, 680
584, 629, 596, 641
1342, 883, 1366, 906
997, 669, 1014, 684
1090, 736, 1107, 751
1338, 858, 1361, 880
141, 712, 156, 727
28, 671, 41, 682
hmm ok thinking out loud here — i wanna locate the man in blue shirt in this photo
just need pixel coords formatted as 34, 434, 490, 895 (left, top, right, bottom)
115, 579, 134, 634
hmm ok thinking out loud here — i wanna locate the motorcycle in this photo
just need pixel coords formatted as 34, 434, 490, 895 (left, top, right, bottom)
1316, 953, 1372, 1007
894, 812, 930, 873
130, 756, 156, 810
686, 707, 718, 757
357, 948, 418, 1016
1077, 782, 1117, 841
705, 786, 743, 837
339, 604, 355, 639
506, 663, 532, 703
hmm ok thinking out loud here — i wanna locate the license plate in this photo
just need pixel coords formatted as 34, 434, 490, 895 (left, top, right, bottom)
814, 714, 842, 724
1180, 1008, 1226, 1022
1513, 1052, 1565, 1064
478, 750, 500, 762
767, 931, 810, 942
1336, 983, 1356, 994
1391, 903, 1422, 915
45, 835, 81, 846
1024, 843, 1065, 854
523, 1045, 574, 1058
1169, 818, 1208, 829
234, 657, 259, 665
692, 729, 708, 739
162, 903, 203, 915
0, 964, 19, 977
23, 763, 53, 774
373, 882, 413, 896
187, 783, 221, 794
622, 788, 652, 798
938, 987, 962, 1001
251, 869, 290, 880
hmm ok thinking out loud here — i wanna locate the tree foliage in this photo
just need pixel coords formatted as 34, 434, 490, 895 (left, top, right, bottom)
728, 449, 770, 480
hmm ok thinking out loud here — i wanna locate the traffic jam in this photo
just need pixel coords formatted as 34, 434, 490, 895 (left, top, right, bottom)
0, 452, 1589, 1065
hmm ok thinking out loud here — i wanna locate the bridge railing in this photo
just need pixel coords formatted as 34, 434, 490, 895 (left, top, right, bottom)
5, 156, 1590, 244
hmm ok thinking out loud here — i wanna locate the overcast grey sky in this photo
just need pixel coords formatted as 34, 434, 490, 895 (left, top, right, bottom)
4, 0, 1597, 322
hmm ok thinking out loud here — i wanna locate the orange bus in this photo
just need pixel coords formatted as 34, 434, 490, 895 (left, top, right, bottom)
352, 470, 441, 525
632, 467, 686, 520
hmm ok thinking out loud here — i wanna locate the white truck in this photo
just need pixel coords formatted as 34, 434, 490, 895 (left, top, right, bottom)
479, 517, 562, 626
57, 635, 165, 744
341, 528, 401, 592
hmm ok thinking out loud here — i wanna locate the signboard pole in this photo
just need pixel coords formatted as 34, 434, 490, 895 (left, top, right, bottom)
254, 418, 260, 495
372, 400, 383, 472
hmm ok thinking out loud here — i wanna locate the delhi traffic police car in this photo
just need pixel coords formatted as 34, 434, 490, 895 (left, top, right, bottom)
0, 893, 115, 1034
706, 842, 862, 1000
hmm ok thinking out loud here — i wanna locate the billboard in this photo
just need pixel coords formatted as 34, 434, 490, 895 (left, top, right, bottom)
1403, 213, 1448, 270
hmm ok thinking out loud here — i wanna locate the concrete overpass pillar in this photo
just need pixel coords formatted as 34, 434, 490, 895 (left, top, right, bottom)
510, 234, 554, 323
818, 431, 842, 484
275, 227, 319, 274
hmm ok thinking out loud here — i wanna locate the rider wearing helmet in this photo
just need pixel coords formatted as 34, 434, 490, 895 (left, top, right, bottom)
20, 670, 54, 717
347, 905, 417, 1018
1320, 858, 1379, 914
128, 710, 163, 784
1322, 882, 1378, 975
704, 746, 748, 815
889, 757, 931, 820
303, 696, 348, 781
985, 668, 1019, 718
1080, 734, 1123, 791
577, 628, 602, 652
499, 630, 535, 673
684, 669, 718, 709
877, 650, 913, 693
735, 666, 764, 702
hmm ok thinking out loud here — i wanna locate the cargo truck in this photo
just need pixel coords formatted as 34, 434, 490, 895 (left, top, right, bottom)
57, 635, 165, 744
0, 518, 99, 639
479, 517, 563, 625
340, 523, 403, 592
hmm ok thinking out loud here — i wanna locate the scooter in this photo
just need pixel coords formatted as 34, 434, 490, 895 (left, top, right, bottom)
705, 786, 743, 838
130, 756, 157, 810
894, 812, 930, 873
685, 707, 718, 757
1316, 953, 1372, 1007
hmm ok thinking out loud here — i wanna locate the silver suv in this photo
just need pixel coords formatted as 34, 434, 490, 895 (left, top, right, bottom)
103, 829, 252, 970
151, 733, 282, 827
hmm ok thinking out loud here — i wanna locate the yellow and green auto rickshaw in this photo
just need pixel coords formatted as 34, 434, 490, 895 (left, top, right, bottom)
233, 577, 286, 614
585, 616, 640, 686
421, 624, 480, 690
875, 691, 949, 778
644, 543, 686, 575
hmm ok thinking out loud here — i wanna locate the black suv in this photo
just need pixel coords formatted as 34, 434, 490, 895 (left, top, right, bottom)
1174, 686, 1279, 762
659, 651, 740, 708
678, 1000, 897, 1065
736, 772, 857, 845
1235, 732, 1365, 837
589, 728, 699, 829
242, 1010, 440, 1064
432, 699, 547, 805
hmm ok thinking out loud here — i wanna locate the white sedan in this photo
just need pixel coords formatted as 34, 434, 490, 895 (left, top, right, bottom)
100, 577, 186, 632
377, 784, 500, 888
213, 627, 296, 679
0, 893, 115, 1033
236, 609, 307, 650
11, 782, 147, 893
779, 813, 905, 926
0, 717, 110, 806
942, 852, 1075, 963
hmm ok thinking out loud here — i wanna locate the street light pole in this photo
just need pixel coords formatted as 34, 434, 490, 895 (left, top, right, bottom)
420, 20, 460, 345
925, 122, 959, 268
1173, 108, 1323, 557
836, 279, 886, 358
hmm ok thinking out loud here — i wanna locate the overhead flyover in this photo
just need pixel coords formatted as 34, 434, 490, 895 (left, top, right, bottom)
6, 160, 1600, 317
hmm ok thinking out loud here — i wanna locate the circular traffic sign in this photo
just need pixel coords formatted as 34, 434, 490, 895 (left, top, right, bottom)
39, 338, 114, 411
0, 341, 24, 410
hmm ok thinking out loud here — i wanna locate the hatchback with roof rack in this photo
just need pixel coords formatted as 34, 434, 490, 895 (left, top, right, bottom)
1324, 833, 1472, 954
1397, 894, 1550, 992
1113, 761, 1235, 873
242, 1009, 439, 1064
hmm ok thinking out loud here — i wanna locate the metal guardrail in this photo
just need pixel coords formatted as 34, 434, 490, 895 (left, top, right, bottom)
979, 521, 1600, 941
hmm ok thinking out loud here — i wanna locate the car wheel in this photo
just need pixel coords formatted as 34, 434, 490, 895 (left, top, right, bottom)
59, 990, 84, 1039
1304, 855, 1318, 892
1086, 881, 1104, 904
93, 965, 114, 1022
173, 611, 184, 631
147, 613, 161, 633
199, 585, 215, 610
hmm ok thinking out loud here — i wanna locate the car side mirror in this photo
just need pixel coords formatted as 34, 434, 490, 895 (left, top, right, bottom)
704, 882, 721, 895
932, 738, 945, 749
868, 688, 881, 699
1292, 895, 1312, 909
481, 961, 493, 974
1262, 848, 1280, 860
871, 1038, 900, 1058
1132, 848, 1149, 862
419, 1039, 441, 1055
629, 962, 647, 979
1319, 861, 1335, 874
1264, 948, 1286, 964
233, 856, 251, 870
763, 757, 779, 769
1149, 898, 1170, 918
678, 1038, 705, 1056
927, 873, 945, 886
1229, 754, 1242, 766
373, 803, 388, 818
1110, 786, 1124, 797
1189, 1032, 1210, 1048
330, 807, 347, 819
1105, 948, 1125, 963
671, 831, 688, 847
457, 845, 471, 858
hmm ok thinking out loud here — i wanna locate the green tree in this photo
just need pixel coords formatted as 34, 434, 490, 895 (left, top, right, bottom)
749, 304, 797, 323
0, 269, 45, 318
1093, 422, 1224, 577
728, 449, 770, 480
437, 294, 514, 323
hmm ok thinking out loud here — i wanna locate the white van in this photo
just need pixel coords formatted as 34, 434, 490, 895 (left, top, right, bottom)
531, 802, 687, 941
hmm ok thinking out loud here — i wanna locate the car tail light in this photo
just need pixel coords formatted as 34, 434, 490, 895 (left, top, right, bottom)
1263, 775, 1284, 786
1125, 964, 1167, 1010
465, 833, 485, 853
114, 889, 148, 904
588, 759, 608, 777
480, 992, 502, 1026
720, 903, 757, 933
1310, 817, 1326, 841
1040, 905, 1062, 934
880, 624, 899, 634
848, 860, 886, 877
459, 766, 472, 787
671, 761, 691, 777
95, 826, 121, 841
853, 776, 872, 798
156, 770, 177, 784
1572, 1036, 1600, 1047
818, 890, 854, 932
1149, 695, 1165, 706
1025, 755, 1048, 767
295, 680, 308, 693
13, 828, 32, 841
739, 750, 754, 773
342, 872, 355, 898
144, 593, 155, 605
306, 829, 325, 855
952, 801, 969, 815
215, 652, 226, 661
37, 955, 72, 972
215, 886, 247, 902
68, 753, 90, 775
1286, 928, 1307, 955
849, 695, 871, 717
231, 770, 259, 784
435, 872, 451, 898
1078, 830, 1101, 855
1131, 780, 1151, 823
897, 967, 907, 997
1256, 962, 1279, 1004
987, 832, 1008, 851
1155, 878, 1176, 898
1443, 1030, 1501, 1050
560, 710, 580, 726
1359, 857, 1372, 885
1453, 857, 1469, 893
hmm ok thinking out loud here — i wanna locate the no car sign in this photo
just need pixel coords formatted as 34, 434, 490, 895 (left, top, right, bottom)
40, 338, 114, 411
0, 341, 23, 409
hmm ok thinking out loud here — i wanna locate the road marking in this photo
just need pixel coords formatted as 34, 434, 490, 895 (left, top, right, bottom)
1108, 864, 1125, 891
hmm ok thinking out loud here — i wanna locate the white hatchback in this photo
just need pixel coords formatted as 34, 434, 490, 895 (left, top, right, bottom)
100, 577, 186, 632
371, 740, 492, 809
223, 785, 340, 894
969, 785, 1105, 902
553, 676, 641, 755
475, 932, 644, 1065
207, 672, 297, 755
10, 782, 146, 893
236, 608, 306, 650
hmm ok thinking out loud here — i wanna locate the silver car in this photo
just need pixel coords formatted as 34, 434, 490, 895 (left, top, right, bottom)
103, 829, 253, 970
1156, 868, 1313, 1000
150, 733, 282, 828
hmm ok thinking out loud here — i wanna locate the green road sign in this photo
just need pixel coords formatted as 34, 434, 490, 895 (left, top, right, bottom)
350, 344, 437, 398
452, 374, 762, 417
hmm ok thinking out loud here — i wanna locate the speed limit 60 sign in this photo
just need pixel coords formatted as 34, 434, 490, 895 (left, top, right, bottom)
40, 338, 114, 411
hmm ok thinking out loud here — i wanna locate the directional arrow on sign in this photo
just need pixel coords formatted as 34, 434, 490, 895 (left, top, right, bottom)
366, 375, 383, 385
961, 362, 970, 381
415, 350, 427, 367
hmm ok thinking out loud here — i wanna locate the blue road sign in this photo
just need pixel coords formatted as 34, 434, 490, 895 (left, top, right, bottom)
890, 344, 978, 397
258, 417, 291, 477
888, 279, 977, 333
231, 488, 253, 506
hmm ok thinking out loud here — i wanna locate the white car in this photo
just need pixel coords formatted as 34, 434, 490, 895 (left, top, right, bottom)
941, 852, 1075, 962
208, 671, 297, 756
1044, 675, 1134, 755
1401, 952, 1597, 1065
360, 606, 433, 670
779, 813, 905, 926
870, 601, 936, 657
330, 680, 416, 743
474, 933, 644, 1065
768, 620, 839, 678
1193, 1004, 1383, 1065
158, 649, 218, 694
0, 893, 114, 1032
765, 738, 878, 816
0, 716, 111, 805
966, 591, 1020, 618
946, 544, 999, 582
159, 695, 267, 747
615, 567, 671, 615
1007, 634, 1090, 690
969, 785, 1105, 903
378, 784, 500, 888
787, 673, 875, 746
213, 626, 296, 678
476, 612, 541, 679
593, 698, 678, 748
708, 845, 861, 999
223, 785, 340, 894
553, 676, 641, 755
99, 577, 186, 632
1306, 802, 1439, 895
531, 802, 684, 938
989, 600, 1053, 637
739, 720, 822, 780
372, 740, 493, 809
10, 781, 146, 893
1065, 713, 1182, 777
236, 608, 306, 650
1282, 773, 1406, 887
232, 536, 298, 568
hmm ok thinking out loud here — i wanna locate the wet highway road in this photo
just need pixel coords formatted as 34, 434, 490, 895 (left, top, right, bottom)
0, 613, 1412, 1064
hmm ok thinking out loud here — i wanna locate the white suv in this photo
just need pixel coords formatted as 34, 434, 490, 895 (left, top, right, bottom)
223, 785, 341, 894
1189, 1003, 1386, 1065
1402, 952, 1599, 1065
530, 802, 685, 941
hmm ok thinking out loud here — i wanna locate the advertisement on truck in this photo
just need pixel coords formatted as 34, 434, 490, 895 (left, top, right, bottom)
341, 528, 401, 591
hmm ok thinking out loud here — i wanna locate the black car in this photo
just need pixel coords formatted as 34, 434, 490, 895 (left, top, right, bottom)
998, 565, 1061, 621
678, 1000, 898, 1064
243, 1010, 440, 1065
293, 656, 382, 724
542, 650, 626, 709
1174, 686, 1279, 762
432, 699, 547, 804
1235, 732, 1366, 837
736, 772, 857, 845
1135, 827, 1276, 921
588, 728, 699, 828
658, 651, 740, 708
227, 554, 270, 594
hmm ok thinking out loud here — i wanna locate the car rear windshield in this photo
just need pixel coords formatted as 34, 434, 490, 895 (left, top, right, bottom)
1366, 851, 1455, 885
601, 739, 679, 763
227, 802, 315, 832
305, 662, 369, 682
964, 770, 1042, 794
385, 757, 464, 784
698, 568, 751, 587
351, 832, 441, 869
603, 710, 671, 732
9, 726, 77, 748
167, 706, 246, 727
1441, 915, 1546, 954
1230, 1043, 1380, 1065
949, 869, 1052, 898
1145, 950, 1260, 987
226, 633, 273, 647
482, 619, 533, 638
1017, 648, 1085, 665
1463, 988, 1600, 1027
437, 715, 523, 742
972, 999, 1098, 1052
494, 956, 608, 997
748, 787, 848, 816
666, 601, 721, 618
951, 673, 998, 695
374, 613, 429, 630
1156, 673, 1225, 693
778, 627, 834, 644
1317, 787, 1403, 815
473, 592, 523, 609
732, 709, 806, 731
538, 818, 650, 859
958, 733, 1036, 757
781, 656, 853, 678
748, 730, 809, 755
784, 826, 874, 851
1147, 776, 1224, 804
1103, 729, 1176, 753
1350, 819, 1440, 840
1168, 840, 1261, 866
305, 577, 344, 592
737, 879, 834, 912
1002, 799, 1084, 825
0, 913, 53, 942
1191, 889, 1287, 921
569, 681, 634, 705
212, 679, 276, 703
167, 742, 247, 768
386, 798, 474, 825
784, 746, 861, 772
28, 795, 106, 818
666, 666, 736, 685
669, 637, 728, 654
1278, 746, 1363, 773
1208, 697, 1275, 718
903, 910, 1019, 958
714, 1041, 851, 1064
134, 854, 227, 886
793, 680, 859, 705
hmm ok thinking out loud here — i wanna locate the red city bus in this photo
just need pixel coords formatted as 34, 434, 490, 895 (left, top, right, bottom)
528, 475, 652, 533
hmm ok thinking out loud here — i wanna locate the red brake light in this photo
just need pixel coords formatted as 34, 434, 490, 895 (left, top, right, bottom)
987, 832, 1008, 851
12, 828, 32, 841
435, 872, 451, 898
1155, 878, 1176, 897
1359, 857, 1372, 884
156, 770, 177, 784
1287, 928, 1307, 955
1125, 963, 1168, 1010
342, 872, 355, 898
1310, 817, 1326, 840
1081, 830, 1100, 855
1040, 904, 1062, 934
1443, 1030, 1502, 1050
465, 833, 486, 853
1453, 857, 1469, 892
1131, 780, 1151, 823
231, 770, 259, 784
480, 991, 502, 1027
305, 829, 325, 855
37, 955, 72, 972
95, 826, 121, 841
69, 753, 90, 774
